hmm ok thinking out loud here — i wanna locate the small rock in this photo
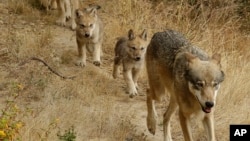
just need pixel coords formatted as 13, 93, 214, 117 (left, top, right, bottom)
30, 23, 35, 26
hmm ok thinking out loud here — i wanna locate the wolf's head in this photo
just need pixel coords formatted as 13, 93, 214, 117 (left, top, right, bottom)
184, 53, 225, 113
75, 5, 101, 38
126, 29, 148, 61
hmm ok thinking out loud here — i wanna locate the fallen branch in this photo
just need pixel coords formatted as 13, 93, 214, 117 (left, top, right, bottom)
19, 57, 76, 80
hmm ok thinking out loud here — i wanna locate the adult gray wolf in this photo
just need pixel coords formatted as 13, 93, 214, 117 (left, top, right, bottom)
75, 5, 103, 67
113, 29, 148, 98
56, 0, 79, 30
146, 29, 225, 141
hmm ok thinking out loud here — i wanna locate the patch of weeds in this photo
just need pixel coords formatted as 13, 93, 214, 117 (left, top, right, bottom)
0, 102, 24, 141
57, 126, 77, 141
0, 81, 24, 140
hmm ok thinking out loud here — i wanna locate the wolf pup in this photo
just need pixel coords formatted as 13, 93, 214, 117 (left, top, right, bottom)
113, 29, 148, 98
146, 29, 224, 141
56, 0, 79, 30
75, 5, 103, 67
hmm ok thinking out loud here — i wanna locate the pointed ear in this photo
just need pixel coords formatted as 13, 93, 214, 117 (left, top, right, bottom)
140, 29, 147, 41
184, 52, 198, 63
211, 53, 221, 65
184, 52, 199, 71
89, 8, 97, 17
75, 9, 83, 18
128, 29, 135, 40
88, 4, 101, 10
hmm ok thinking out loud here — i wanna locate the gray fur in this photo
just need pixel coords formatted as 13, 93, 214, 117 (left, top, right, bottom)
147, 29, 208, 71
146, 29, 225, 141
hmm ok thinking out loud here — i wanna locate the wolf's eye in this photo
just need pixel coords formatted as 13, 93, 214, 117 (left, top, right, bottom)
89, 24, 93, 27
130, 47, 136, 50
196, 82, 204, 88
80, 24, 85, 28
141, 47, 144, 50
213, 82, 219, 88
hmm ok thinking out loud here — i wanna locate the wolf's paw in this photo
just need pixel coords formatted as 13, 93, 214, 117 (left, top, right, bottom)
147, 116, 157, 135
71, 22, 77, 30
93, 61, 101, 66
128, 88, 138, 98
65, 12, 71, 21
56, 18, 66, 27
75, 60, 86, 67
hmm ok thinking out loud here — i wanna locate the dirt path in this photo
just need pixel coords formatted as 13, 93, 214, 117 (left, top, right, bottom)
0, 1, 184, 140
47, 21, 173, 140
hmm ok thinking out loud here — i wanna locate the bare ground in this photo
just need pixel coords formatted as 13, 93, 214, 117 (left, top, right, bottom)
1, 0, 250, 141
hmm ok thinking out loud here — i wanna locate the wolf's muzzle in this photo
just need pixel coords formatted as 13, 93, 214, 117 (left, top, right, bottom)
135, 57, 141, 61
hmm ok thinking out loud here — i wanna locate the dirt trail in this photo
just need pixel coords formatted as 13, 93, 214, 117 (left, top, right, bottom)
0, 1, 182, 140
51, 24, 166, 141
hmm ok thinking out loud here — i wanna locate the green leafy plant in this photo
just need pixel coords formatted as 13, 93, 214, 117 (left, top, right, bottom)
0, 102, 23, 141
57, 126, 76, 141
0, 82, 24, 141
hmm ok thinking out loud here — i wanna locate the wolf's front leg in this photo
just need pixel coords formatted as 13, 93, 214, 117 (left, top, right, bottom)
113, 57, 121, 79
147, 89, 157, 135
179, 111, 193, 141
93, 43, 101, 66
56, 0, 66, 26
64, 0, 71, 20
132, 67, 142, 90
51, 0, 57, 10
203, 113, 216, 141
70, 0, 79, 30
76, 42, 86, 67
123, 69, 137, 98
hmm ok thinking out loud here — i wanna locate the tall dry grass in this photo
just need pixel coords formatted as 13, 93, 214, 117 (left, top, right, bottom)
1, 0, 249, 141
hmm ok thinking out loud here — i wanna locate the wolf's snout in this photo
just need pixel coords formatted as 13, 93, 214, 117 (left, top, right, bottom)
85, 33, 90, 38
205, 101, 214, 108
135, 57, 141, 61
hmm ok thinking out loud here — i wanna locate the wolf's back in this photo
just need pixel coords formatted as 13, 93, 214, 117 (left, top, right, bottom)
147, 29, 190, 69
147, 30, 208, 69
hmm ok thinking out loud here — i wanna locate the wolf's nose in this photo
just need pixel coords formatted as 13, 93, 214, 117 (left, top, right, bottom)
205, 101, 214, 108
135, 57, 141, 61
85, 33, 90, 37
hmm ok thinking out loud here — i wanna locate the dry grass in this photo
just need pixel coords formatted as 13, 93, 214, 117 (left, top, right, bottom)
0, 0, 249, 141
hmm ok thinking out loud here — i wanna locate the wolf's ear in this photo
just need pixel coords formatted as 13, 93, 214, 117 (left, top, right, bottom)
140, 29, 147, 41
89, 4, 101, 10
128, 29, 135, 40
89, 8, 97, 17
75, 9, 83, 18
211, 53, 221, 65
184, 52, 198, 63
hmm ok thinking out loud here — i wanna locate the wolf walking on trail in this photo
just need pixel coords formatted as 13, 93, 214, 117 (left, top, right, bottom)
146, 29, 225, 141
75, 5, 103, 67
113, 29, 148, 98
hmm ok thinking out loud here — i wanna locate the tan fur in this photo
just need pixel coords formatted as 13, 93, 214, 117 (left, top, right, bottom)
146, 30, 225, 141
113, 29, 148, 98
75, 5, 103, 67
40, 0, 57, 10
56, 0, 79, 30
